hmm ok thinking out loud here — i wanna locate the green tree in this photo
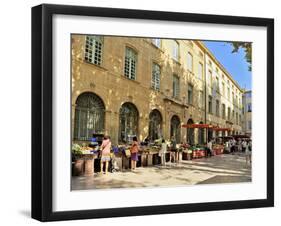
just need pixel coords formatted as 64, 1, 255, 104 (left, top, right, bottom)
229, 42, 252, 71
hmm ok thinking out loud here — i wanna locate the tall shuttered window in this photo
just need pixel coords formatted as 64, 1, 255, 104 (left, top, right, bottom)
172, 41, 179, 61
124, 47, 137, 80
187, 84, 193, 105
187, 52, 193, 71
172, 75, 180, 99
84, 36, 103, 65
151, 63, 161, 91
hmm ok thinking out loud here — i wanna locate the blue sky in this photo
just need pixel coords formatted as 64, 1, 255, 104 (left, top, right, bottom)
203, 41, 252, 90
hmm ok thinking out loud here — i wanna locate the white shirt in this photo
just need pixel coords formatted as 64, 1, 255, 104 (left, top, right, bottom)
161, 143, 167, 153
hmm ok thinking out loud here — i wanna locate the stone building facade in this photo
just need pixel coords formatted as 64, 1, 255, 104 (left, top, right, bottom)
242, 90, 252, 136
71, 35, 243, 145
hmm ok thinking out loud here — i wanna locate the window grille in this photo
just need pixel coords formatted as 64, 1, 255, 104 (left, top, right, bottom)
208, 96, 213, 114
148, 109, 162, 140
172, 41, 179, 61
216, 100, 220, 117
84, 36, 103, 65
186, 119, 194, 144
119, 102, 139, 143
187, 84, 193, 105
74, 92, 105, 140
151, 63, 161, 91
198, 122, 205, 144
172, 75, 180, 99
124, 47, 137, 80
170, 115, 181, 143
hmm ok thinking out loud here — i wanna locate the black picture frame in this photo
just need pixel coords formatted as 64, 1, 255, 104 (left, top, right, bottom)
31, 3, 274, 222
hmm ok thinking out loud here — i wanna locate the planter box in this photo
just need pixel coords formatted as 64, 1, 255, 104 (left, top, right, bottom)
84, 159, 94, 176
147, 154, 153, 166
73, 158, 84, 176
141, 153, 148, 167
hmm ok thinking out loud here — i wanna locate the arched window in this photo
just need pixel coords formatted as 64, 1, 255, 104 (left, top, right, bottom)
119, 102, 139, 142
170, 115, 181, 143
198, 121, 205, 144
74, 92, 105, 140
148, 109, 162, 140
186, 119, 194, 144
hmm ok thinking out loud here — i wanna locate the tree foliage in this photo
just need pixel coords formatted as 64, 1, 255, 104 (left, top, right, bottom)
229, 42, 252, 71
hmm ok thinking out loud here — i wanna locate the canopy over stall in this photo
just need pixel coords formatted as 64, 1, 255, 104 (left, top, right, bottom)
181, 124, 233, 143
182, 124, 214, 129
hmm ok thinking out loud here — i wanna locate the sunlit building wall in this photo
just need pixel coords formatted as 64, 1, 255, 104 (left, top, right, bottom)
71, 35, 243, 145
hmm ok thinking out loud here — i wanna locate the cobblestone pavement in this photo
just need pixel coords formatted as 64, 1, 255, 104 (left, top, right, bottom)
71, 153, 251, 190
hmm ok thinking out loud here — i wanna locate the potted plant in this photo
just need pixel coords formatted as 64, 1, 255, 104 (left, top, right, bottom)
72, 143, 84, 176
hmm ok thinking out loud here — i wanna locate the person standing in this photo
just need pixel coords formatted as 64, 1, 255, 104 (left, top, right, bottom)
237, 139, 242, 153
170, 136, 178, 164
100, 135, 111, 174
245, 141, 252, 166
130, 136, 139, 170
242, 140, 247, 153
225, 140, 230, 153
207, 139, 213, 156
159, 139, 167, 166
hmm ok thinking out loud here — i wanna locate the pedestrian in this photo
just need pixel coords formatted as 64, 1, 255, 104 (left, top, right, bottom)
130, 136, 139, 170
159, 139, 167, 166
207, 139, 213, 156
237, 139, 242, 152
170, 136, 178, 164
245, 141, 252, 166
242, 140, 247, 152
230, 138, 236, 153
100, 135, 111, 174
225, 140, 230, 153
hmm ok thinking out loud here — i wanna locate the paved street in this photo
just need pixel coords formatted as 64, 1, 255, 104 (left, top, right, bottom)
71, 153, 251, 190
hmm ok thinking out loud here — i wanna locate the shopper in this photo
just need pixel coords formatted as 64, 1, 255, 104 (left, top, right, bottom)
242, 140, 247, 152
237, 139, 242, 152
100, 135, 112, 174
207, 139, 213, 156
225, 140, 230, 153
130, 136, 139, 170
245, 141, 252, 166
159, 139, 167, 166
170, 136, 178, 164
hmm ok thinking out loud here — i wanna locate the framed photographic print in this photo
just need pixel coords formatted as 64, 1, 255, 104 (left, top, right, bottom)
31, 4, 274, 222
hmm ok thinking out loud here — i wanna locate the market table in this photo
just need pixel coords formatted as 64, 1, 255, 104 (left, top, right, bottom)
73, 154, 98, 176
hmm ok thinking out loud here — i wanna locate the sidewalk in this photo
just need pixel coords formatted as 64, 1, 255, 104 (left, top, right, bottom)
71, 153, 251, 190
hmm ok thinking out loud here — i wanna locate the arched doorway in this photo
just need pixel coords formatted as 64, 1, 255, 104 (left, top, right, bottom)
170, 115, 181, 143
148, 109, 162, 141
74, 92, 105, 140
119, 102, 139, 143
186, 119, 194, 144
198, 121, 205, 144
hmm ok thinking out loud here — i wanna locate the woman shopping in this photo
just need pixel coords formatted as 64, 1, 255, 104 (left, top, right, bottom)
130, 136, 139, 170
100, 135, 111, 174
